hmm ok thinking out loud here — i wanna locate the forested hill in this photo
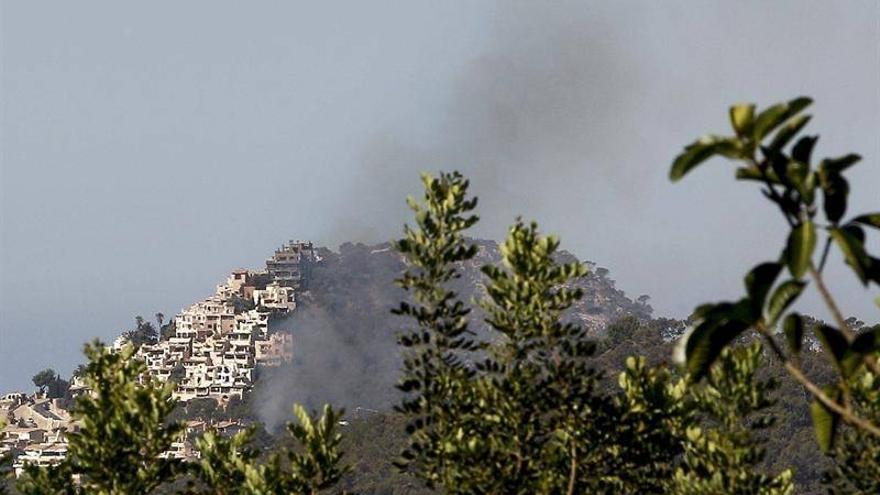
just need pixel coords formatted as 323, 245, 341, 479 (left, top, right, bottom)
310, 238, 653, 334
251, 239, 655, 426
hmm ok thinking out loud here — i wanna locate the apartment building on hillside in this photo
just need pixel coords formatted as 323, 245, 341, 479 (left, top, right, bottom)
265, 240, 319, 289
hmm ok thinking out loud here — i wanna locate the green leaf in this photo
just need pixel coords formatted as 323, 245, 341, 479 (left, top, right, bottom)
814, 325, 852, 375
783, 313, 805, 355
729, 103, 755, 137
670, 135, 743, 181
692, 303, 717, 320
802, 171, 817, 205
753, 97, 813, 140
819, 170, 849, 224
820, 154, 861, 173
684, 300, 751, 379
791, 135, 818, 165
845, 224, 866, 243
870, 256, 880, 285
852, 213, 880, 230
830, 227, 870, 284
785, 160, 809, 190
769, 114, 811, 150
785, 221, 816, 279
784, 159, 816, 205
762, 146, 791, 188
744, 262, 782, 318
810, 389, 840, 453
735, 165, 781, 184
852, 327, 880, 355
765, 280, 806, 325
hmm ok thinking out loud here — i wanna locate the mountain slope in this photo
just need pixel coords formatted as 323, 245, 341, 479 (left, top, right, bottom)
252, 239, 653, 427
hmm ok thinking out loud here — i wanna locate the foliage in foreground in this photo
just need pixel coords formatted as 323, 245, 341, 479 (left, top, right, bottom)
669, 97, 880, 491
394, 171, 793, 494
670, 96, 880, 443
18, 341, 181, 495
13, 342, 345, 495
189, 404, 346, 495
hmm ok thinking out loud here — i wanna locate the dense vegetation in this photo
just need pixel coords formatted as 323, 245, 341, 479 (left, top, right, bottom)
314, 317, 876, 494
1, 320, 870, 494
389, 171, 793, 494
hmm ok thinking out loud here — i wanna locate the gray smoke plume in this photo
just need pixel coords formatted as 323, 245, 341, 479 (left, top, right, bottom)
330, 1, 646, 244
254, 298, 403, 431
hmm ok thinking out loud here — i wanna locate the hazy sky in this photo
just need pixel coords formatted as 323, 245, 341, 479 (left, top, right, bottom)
1, 1, 878, 392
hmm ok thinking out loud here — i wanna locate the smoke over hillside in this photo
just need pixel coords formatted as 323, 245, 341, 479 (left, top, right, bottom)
253, 240, 651, 430
254, 304, 403, 431
253, 243, 406, 430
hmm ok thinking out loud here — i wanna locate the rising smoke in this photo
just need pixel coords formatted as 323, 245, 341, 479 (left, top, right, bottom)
255, 304, 404, 431
333, 1, 646, 244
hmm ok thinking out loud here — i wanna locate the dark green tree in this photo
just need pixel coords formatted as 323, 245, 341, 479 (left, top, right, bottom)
169, 363, 186, 384
393, 172, 483, 491
160, 320, 177, 341
31, 369, 58, 395
474, 219, 605, 493
71, 364, 87, 379
30, 369, 68, 399
125, 315, 158, 348
47, 377, 69, 399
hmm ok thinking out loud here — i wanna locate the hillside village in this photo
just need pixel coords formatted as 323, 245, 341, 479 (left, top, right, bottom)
1, 240, 320, 475
1, 238, 659, 480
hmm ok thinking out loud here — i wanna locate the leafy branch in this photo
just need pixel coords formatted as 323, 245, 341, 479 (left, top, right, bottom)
671, 97, 880, 450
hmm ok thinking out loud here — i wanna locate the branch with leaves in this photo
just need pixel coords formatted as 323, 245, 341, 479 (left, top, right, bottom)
670, 96, 880, 451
